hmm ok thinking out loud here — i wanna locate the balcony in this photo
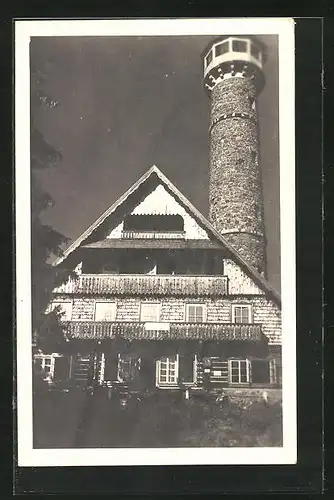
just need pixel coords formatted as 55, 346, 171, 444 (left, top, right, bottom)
121, 230, 185, 239
54, 273, 229, 297
64, 321, 263, 342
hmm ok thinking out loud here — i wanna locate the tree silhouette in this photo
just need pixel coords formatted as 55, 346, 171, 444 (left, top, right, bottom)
30, 60, 73, 353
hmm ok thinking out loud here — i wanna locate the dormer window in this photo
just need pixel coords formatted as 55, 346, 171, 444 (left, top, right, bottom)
122, 214, 184, 239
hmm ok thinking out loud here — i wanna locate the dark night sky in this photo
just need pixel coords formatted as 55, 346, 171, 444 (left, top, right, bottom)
31, 35, 280, 291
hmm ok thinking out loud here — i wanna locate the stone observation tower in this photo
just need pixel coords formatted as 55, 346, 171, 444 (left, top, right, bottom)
203, 36, 267, 276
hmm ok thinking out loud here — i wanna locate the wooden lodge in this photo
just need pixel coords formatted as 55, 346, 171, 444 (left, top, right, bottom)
35, 166, 282, 393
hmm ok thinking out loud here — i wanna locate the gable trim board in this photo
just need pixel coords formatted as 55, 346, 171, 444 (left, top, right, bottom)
52, 165, 281, 307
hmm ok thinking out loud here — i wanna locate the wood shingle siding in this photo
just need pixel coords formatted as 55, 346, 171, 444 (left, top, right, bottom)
56, 295, 281, 345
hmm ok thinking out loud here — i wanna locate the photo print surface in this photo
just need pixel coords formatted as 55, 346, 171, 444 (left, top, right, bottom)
15, 18, 296, 466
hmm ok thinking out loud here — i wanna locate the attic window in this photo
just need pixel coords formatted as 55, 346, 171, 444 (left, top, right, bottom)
123, 214, 184, 233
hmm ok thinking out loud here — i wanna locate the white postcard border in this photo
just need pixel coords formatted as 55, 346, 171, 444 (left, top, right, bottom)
15, 17, 296, 467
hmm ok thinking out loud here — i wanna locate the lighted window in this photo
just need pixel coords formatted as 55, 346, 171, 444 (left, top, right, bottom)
215, 41, 229, 56
232, 39, 247, 53
205, 50, 213, 68
232, 304, 252, 324
156, 356, 178, 386
186, 304, 205, 323
140, 302, 160, 322
50, 301, 72, 321
229, 359, 249, 384
95, 302, 116, 321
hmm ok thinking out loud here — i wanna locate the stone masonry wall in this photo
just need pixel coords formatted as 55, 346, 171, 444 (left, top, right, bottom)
55, 294, 281, 345
208, 76, 266, 275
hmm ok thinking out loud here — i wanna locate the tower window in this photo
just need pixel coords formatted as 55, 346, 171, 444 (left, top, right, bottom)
215, 41, 229, 57
232, 40, 247, 53
251, 151, 257, 162
251, 44, 261, 61
205, 50, 213, 68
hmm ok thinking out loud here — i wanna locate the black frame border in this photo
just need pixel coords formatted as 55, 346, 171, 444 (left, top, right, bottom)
10, 15, 324, 496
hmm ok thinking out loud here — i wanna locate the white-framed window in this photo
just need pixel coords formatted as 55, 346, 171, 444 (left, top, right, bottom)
140, 302, 160, 322
50, 301, 72, 321
186, 304, 205, 323
156, 355, 179, 386
34, 354, 55, 379
229, 359, 250, 384
95, 301, 116, 321
231, 304, 252, 324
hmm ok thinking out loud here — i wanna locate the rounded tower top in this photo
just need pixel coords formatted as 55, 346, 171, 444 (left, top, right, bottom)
202, 35, 267, 94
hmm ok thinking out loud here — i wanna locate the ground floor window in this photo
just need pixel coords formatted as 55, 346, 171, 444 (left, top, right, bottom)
229, 359, 250, 384
34, 355, 54, 379
156, 355, 179, 386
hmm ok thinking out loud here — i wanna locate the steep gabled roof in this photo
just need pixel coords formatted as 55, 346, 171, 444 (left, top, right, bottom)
53, 165, 281, 306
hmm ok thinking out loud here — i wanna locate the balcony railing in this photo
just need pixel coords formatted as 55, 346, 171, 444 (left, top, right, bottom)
64, 321, 263, 342
54, 273, 229, 297
121, 230, 185, 239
